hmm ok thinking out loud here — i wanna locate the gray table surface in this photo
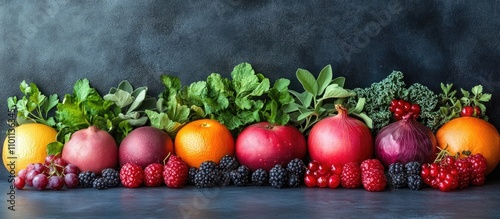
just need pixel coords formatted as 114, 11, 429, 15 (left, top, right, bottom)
1, 179, 499, 219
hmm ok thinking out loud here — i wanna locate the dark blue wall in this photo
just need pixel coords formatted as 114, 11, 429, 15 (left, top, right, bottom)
1, 0, 500, 178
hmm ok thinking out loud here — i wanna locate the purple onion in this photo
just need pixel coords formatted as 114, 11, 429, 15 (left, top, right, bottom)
375, 117, 438, 167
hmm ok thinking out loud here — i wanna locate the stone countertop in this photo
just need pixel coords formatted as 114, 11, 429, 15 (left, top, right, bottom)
2, 180, 499, 218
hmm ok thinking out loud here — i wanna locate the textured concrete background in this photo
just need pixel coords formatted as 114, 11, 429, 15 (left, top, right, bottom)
1, 0, 500, 178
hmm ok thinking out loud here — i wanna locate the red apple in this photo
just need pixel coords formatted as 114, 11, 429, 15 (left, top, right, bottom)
62, 126, 118, 173
119, 126, 174, 168
235, 122, 306, 172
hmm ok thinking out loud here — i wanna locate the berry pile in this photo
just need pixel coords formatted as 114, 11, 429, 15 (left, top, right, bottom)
187, 155, 306, 189
421, 153, 487, 192
305, 160, 387, 191
14, 154, 81, 190
386, 161, 423, 190
389, 99, 421, 120
120, 154, 190, 188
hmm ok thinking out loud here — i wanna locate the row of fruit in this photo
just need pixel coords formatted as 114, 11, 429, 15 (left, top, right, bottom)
4, 63, 500, 193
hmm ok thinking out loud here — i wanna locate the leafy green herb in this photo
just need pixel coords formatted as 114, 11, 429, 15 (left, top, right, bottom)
7, 80, 59, 126
148, 63, 294, 137
347, 71, 440, 134
103, 80, 156, 140
284, 65, 371, 134
55, 79, 120, 145
433, 83, 491, 129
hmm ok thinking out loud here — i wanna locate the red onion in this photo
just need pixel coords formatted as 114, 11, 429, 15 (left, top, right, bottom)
308, 105, 374, 167
375, 115, 438, 167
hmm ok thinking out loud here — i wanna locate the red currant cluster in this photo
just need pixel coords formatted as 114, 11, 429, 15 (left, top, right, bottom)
421, 153, 486, 192
389, 99, 421, 120
13, 154, 80, 191
460, 105, 481, 117
304, 161, 342, 188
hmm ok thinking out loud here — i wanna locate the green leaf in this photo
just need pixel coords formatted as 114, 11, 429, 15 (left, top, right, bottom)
352, 112, 373, 129
478, 93, 492, 102
47, 141, 64, 155
331, 77, 346, 87
73, 79, 93, 102
296, 68, 318, 95
317, 65, 333, 95
118, 80, 134, 93
471, 85, 483, 96
349, 97, 366, 114
321, 84, 355, 100
103, 89, 133, 108
127, 89, 147, 113
297, 111, 314, 121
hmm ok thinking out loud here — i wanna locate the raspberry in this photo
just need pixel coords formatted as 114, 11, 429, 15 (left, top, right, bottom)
362, 168, 387, 192
468, 154, 487, 186
455, 157, 472, 189
144, 163, 164, 187
360, 159, 384, 173
163, 155, 188, 188
120, 162, 144, 188
341, 162, 361, 189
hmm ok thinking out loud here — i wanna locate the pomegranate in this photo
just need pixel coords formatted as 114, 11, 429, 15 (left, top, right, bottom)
62, 126, 118, 173
308, 105, 374, 167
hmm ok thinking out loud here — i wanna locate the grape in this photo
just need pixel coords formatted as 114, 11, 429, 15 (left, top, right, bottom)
17, 169, 28, 180
53, 157, 68, 172
32, 174, 49, 190
26, 163, 35, 172
64, 173, 79, 188
25, 170, 40, 186
33, 163, 48, 175
63, 164, 81, 175
13, 177, 26, 190
48, 176, 65, 190
45, 154, 57, 165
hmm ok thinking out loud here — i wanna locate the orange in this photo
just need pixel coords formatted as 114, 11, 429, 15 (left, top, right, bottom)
2, 123, 57, 175
436, 117, 500, 175
174, 119, 234, 168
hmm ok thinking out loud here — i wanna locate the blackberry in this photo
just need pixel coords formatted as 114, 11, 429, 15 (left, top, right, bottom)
405, 161, 422, 176
188, 167, 198, 185
269, 164, 288, 189
92, 177, 107, 190
78, 171, 97, 188
251, 168, 268, 186
389, 173, 407, 188
194, 161, 219, 188
219, 155, 239, 171
388, 162, 405, 176
286, 158, 306, 177
101, 168, 120, 187
231, 165, 250, 186
407, 174, 423, 190
218, 171, 232, 186
288, 174, 301, 188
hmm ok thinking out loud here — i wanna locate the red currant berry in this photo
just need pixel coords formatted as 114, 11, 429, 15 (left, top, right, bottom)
308, 161, 320, 172
304, 175, 317, 187
317, 175, 329, 188
460, 106, 474, 117
473, 106, 481, 117
328, 174, 341, 189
